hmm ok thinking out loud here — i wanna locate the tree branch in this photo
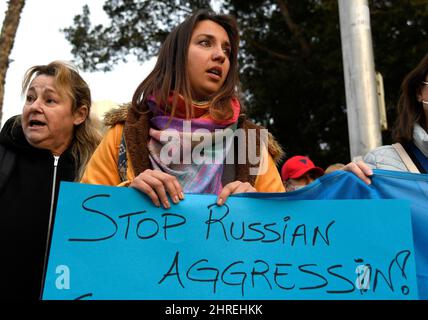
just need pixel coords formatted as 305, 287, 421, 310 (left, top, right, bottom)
275, 0, 311, 57
0, 0, 26, 123
247, 39, 293, 61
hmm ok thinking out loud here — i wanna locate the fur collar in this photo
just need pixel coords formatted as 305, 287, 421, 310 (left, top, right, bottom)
103, 102, 130, 127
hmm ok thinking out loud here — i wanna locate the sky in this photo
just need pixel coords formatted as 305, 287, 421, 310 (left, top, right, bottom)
0, 0, 157, 127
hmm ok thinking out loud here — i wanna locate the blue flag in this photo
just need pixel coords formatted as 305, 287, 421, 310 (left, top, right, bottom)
241, 169, 428, 299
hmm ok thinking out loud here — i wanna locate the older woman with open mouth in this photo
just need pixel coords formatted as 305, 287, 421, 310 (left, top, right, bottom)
0, 60, 101, 300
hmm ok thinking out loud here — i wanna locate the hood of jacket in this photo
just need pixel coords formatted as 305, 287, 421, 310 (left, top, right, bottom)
103, 102, 131, 127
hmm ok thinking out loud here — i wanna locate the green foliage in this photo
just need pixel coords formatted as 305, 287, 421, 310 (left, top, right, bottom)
227, 0, 428, 166
63, 0, 212, 72
227, 0, 349, 167
63, 0, 428, 167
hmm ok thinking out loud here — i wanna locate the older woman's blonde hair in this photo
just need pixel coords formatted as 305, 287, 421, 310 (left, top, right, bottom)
18, 60, 102, 180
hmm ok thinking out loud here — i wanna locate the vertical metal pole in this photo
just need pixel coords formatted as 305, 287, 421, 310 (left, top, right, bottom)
338, 0, 382, 160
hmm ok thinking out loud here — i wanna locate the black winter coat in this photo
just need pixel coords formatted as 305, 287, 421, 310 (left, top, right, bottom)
0, 116, 76, 300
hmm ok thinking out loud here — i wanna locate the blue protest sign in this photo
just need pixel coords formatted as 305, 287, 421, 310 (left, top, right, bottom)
42, 182, 417, 300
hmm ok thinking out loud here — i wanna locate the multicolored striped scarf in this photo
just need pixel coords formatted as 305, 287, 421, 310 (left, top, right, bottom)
146, 94, 240, 194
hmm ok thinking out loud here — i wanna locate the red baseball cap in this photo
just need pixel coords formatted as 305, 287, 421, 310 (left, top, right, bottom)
281, 155, 324, 181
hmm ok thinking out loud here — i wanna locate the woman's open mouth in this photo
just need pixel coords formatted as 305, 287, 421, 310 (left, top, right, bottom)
206, 67, 222, 80
29, 120, 46, 128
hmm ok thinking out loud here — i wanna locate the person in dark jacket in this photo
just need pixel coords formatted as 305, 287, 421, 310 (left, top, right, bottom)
0, 61, 101, 300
